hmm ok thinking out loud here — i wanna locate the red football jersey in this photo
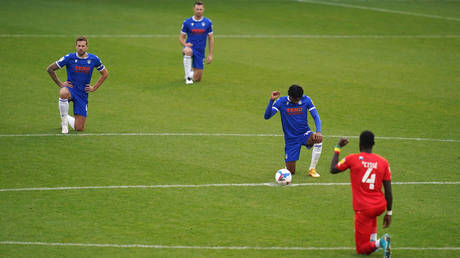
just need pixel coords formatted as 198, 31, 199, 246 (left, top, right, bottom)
336, 152, 391, 211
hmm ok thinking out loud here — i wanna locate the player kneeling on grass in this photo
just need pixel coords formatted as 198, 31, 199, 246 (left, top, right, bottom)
46, 36, 108, 134
330, 131, 393, 258
180, 1, 214, 85
264, 84, 323, 177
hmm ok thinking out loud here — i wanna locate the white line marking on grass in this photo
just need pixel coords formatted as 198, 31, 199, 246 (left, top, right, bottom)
0, 132, 458, 142
296, 0, 460, 22
1, 182, 458, 192
1, 241, 459, 251
1, 34, 460, 39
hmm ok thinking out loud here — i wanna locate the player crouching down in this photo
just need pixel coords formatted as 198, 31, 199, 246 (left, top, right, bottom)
264, 84, 323, 177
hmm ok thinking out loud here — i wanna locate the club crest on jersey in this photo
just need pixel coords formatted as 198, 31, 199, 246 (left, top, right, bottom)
202, 22, 205, 26
191, 22, 194, 26
359, 156, 363, 160
87, 60, 91, 64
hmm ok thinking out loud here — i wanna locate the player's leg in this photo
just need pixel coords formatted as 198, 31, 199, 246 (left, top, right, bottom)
74, 115, 86, 131
305, 132, 322, 177
355, 206, 387, 255
193, 68, 203, 82
354, 210, 379, 255
192, 52, 204, 82
369, 205, 391, 257
183, 47, 193, 84
284, 141, 301, 175
58, 87, 71, 134
285, 161, 296, 175
72, 94, 88, 131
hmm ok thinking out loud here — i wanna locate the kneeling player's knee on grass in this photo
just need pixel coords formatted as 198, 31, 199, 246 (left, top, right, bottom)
75, 124, 85, 131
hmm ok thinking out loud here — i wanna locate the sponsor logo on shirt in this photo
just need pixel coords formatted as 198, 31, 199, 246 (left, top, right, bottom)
192, 29, 206, 34
75, 66, 90, 74
286, 107, 303, 115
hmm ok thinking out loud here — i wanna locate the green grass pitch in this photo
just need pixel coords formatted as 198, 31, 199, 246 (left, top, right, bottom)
0, 0, 459, 257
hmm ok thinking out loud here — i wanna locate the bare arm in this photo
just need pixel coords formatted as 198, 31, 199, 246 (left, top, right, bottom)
46, 62, 72, 88
206, 33, 214, 64
86, 68, 109, 93
330, 137, 349, 174
180, 33, 192, 47
382, 180, 393, 228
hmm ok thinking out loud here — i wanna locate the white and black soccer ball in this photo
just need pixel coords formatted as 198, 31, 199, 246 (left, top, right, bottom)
275, 169, 292, 185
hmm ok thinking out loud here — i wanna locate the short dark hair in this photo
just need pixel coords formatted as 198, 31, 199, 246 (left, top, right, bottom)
288, 84, 304, 99
360, 130, 375, 149
76, 36, 88, 45
194, 1, 204, 6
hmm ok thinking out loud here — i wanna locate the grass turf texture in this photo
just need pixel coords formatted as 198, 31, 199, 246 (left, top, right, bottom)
1, 0, 459, 257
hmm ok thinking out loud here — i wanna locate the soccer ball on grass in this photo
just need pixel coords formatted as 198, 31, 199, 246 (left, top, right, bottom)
275, 169, 292, 185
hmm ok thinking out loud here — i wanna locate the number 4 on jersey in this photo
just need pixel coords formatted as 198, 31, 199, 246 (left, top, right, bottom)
362, 167, 376, 190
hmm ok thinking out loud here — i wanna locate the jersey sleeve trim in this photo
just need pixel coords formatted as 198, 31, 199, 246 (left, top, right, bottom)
272, 106, 279, 111
96, 64, 105, 71
55, 61, 62, 69
308, 107, 316, 111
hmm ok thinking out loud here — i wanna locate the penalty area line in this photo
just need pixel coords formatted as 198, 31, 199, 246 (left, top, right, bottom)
0, 241, 459, 251
0, 181, 459, 192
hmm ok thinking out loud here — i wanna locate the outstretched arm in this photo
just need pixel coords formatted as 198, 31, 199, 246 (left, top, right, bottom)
383, 180, 393, 228
330, 137, 349, 174
264, 91, 280, 119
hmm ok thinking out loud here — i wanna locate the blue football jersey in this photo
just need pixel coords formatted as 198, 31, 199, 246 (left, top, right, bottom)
266, 96, 321, 140
181, 16, 213, 53
56, 53, 105, 94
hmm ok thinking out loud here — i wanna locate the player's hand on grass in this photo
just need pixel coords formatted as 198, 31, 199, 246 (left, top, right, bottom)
383, 214, 391, 228
85, 84, 96, 93
338, 137, 349, 147
62, 81, 73, 88
270, 91, 280, 101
